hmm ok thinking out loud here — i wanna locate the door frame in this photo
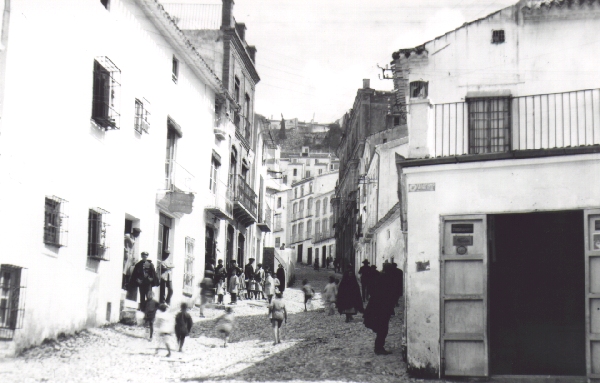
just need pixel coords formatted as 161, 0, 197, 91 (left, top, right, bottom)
440, 214, 489, 378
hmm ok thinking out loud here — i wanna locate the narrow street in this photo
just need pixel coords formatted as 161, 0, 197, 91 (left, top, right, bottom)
0, 266, 415, 383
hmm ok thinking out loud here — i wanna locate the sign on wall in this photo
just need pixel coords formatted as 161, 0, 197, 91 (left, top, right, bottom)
408, 183, 435, 192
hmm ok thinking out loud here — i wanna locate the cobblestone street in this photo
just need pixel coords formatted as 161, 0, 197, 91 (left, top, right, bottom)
0, 266, 424, 383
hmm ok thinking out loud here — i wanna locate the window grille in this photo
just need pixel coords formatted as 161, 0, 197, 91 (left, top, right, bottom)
467, 97, 511, 154
134, 98, 150, 134
183, 237, 195, 296
172, 56, 179, 83
410, 81, 428, 99
92, 57, 120, 130
44, 196, 68, 247
88, 208, 110, 261
0, 265, 27, 340
492, 30, 505, 44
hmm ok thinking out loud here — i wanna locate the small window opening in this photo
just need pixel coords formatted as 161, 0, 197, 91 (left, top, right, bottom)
393, 116, 400, 126
492, 30, 505, 44
172, 55, 179, 83
410, 81, 428, 99
88, 208, 110, 261
134, 98, 151, 134
44, 196, 69, 247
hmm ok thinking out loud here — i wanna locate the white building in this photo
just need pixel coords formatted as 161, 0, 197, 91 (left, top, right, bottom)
392, 0, 600, 379
289, 172, 337, 265
0, 0, 234, 356
280, 147, 339, 185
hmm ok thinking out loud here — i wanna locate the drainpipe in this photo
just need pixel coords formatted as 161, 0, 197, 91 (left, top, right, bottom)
0, 0, 11, 137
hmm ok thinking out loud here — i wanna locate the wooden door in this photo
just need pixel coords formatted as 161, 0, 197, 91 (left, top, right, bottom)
585, 209, 600, 380
440, 215, 488, 377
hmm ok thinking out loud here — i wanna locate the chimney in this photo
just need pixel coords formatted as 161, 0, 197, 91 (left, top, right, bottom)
363, 79, 370, 89
247, 46, 257, 63
222, 0, 235, 28
235, 22, 246, 41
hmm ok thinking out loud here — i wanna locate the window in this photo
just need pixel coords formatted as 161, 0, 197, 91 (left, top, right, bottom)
44, 196, 68, 247
275, 214, 282, 230
323, 198, 328, 215
92, 57, 120, 130
316, 200, 321, 217
157, 213, 172, 261
309, 182, 313, 193
183, 237, 195, 296
172, 55, 179, 83
394, 116, 400, 126
292, 225, 297, 240
134, 98, 151, 134
318, 169, 323, 175
307, 220, 312, 238
293, 169, 297, 176
299, 200, 304, 213
316, 221, 321, 234
307, 198, 313, 214
383, 138, 387, 144
492, 30, 505, 44
0, 265, 26, 340
209, 156, 220, 193
301, 185, 305, 197
234, 76, 240, 104
165, 121, 179, 190
277, 197, 282, 208
244, 93, 251, 119
467, 97, 511, 154
410, 81, 428, 99
275, 237, 281, 248
323, 218, 328, 233
305, 171, 311, 178
294, 188, 298, 199
100, 0, 110, 10
88, 208, 110, 260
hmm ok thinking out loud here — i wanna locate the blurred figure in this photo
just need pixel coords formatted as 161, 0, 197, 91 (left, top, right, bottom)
215, 306, 234, 348
337, 269, 364, 322
175, 302, 193, 352
322, 276, 338, 316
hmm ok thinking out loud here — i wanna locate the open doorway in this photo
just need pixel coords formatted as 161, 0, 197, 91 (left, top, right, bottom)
489, 211, 585, 376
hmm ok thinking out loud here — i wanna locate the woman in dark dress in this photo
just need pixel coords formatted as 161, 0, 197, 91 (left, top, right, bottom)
276, 264, 286, 293
363, 264, 396, 355
337, 269, 364, 322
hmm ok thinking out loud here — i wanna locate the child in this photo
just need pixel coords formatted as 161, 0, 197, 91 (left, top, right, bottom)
323, 275, 338, 316
215, 306, 234, 348
216, 277, 226, 305
175, 302, 193, 352
238, 271, 246, 300
268, 291, 287, 345
264, 271, 275, 304
301, 279, 315, 312
144, 290, 159, 340
248, 277, 257, 300
228, 269, 239, 304
199, 276, 215, 318
154, 303, 174, 357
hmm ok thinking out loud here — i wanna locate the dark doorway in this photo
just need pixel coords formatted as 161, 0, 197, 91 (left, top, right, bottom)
297, 244, 303, 263
322, 245, 327, 266
205, 226, 215, 263
490, 211, 585, 376
226, 225, 234, 264
237, 233, 245, 266
307, 247, 312, 265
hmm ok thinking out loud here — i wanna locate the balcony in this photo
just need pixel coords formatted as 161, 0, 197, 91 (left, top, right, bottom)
274, 221, 283, 232
205, 186, 233, 221
432, 88, 600, 158
257, 207, 272, 232
160, 160, 196, 215
232, 175, 257, 226
291, 210, 305, 222
291, 233, 305, 244
234, 114, 252, 151
313, 230, 334, 244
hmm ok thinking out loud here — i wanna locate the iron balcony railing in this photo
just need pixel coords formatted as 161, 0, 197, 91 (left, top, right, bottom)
291, 211, 305, 221
233, 175, 257, 218
291, 233, 305, 243
432, 88, 600, 158
205, 179, 233, 220
313, 230, 334, 243
165, 160, 196, 193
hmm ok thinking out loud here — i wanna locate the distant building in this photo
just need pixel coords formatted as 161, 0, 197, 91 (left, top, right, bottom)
280, 147, 339, 185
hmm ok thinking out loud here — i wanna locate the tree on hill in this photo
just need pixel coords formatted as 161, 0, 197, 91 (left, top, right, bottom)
322, 123, 343, 152
278, 114, 286, 140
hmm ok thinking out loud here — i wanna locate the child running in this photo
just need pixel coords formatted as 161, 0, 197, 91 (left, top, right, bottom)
215, 306, 234, 348
268, 291, 287, 345
154, 303, 174, 357
301, 279, 315, 312
174, 302, 193, 352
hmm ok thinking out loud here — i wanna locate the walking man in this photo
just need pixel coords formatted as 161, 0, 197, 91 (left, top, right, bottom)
130, 252, 159, 311
358, 259, 371, 302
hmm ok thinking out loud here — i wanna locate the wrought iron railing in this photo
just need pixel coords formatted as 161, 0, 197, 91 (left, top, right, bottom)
0, 265, 27, 340
165, 160, 196, 193
206, 179, 233, 218
432, 88, 600, 158
233, 175, 257, 218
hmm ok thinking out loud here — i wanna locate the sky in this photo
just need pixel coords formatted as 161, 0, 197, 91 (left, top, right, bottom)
163, 0, 517, 123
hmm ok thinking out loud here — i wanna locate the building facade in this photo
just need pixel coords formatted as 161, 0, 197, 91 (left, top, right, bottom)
279, 147, 339, 186
164, 0, 264, 272
333, 79, 404, 271
391, 1, 600, 379
289, 172, 338, 265
0, 0, 231, 356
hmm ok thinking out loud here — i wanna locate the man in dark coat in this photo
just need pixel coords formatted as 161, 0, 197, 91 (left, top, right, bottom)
363, 263, 395, 355
130, 252, 159, 311
215, 259, 225, 283
244, 258, 256, 281
358, 259, 371, 302
276, 263, 286, 293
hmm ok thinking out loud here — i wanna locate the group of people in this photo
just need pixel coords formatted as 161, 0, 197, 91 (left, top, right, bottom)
307, 260, 403, 356
199, 258, 287, 316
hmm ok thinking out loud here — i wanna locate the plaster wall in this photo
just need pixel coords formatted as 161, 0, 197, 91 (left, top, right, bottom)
402, 153, 600, 372
0, 0, 216, 352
